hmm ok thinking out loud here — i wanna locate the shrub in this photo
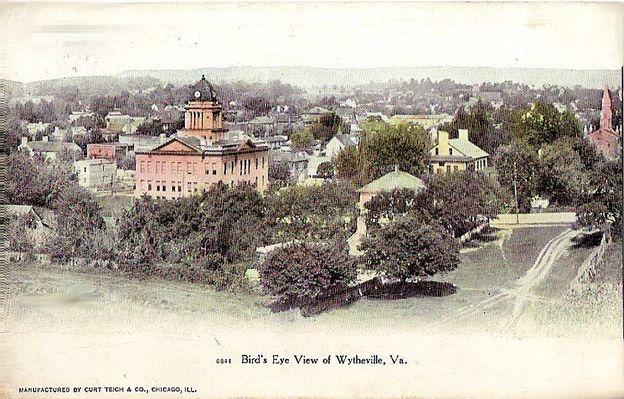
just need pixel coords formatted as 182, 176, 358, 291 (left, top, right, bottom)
259, 241, 357, 304
360, 214, 459, 281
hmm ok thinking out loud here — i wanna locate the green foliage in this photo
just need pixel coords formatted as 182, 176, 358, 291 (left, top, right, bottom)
48, 186, 105, 262
308, 112, 350, 142
268, 162, 292, 186
259, 241, 357, 303
334, 145, 360, 182
266, 181, 358, 242
424, 171, 504, 237
116, 184, 267, 273
360, 214, 459, 281
290, 129, 314, 148
8, 215, 35, 257
536, 138, 589, 206
511, 102, 581, 148
439, 101, 509, 154
365, 171, 503, 238
364, 188, 429, 231
495, 140, 540, 212
7, 152, 78, 207
334, 122, 431, 185
576, 159, 622, 239
316, 161, 334, 178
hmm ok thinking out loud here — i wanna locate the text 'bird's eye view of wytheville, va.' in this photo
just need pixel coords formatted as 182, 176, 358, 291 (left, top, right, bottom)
1, 2, 624, 397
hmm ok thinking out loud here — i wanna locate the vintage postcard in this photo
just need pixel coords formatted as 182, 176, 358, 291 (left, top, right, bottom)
1, 1, 623, 398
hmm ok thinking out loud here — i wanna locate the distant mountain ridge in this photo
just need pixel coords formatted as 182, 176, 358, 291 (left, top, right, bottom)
116, 66, 621, 90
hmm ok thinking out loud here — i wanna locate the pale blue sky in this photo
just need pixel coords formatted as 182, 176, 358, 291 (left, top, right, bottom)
3, 2, 623, 82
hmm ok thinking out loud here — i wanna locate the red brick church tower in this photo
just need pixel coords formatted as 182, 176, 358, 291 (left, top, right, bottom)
587, 86, 620, 159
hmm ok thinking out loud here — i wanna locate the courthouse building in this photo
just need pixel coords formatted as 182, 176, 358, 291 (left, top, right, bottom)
135, 76, 269, 199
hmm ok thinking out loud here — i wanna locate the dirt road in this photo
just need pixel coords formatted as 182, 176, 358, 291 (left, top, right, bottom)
425, 228, 579, 333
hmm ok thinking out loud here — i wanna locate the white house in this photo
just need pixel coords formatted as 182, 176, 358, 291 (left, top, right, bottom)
73, 159, 117, 190
325, 134, 359, 158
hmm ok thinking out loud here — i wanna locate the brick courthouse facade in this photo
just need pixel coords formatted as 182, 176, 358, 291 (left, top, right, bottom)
135, 76, 269, 199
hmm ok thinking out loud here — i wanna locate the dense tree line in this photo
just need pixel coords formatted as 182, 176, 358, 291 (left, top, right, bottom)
335, 121, 431, 185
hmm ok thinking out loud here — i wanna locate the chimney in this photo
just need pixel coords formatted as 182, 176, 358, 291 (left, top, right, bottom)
159, 133, 167, 144
21, 136, 28, 146
458, 129, 469, 141
438, 130, 449, 145
42, 135, 49, 142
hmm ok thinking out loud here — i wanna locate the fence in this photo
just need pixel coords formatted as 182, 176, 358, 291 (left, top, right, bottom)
568, 232, 608, 294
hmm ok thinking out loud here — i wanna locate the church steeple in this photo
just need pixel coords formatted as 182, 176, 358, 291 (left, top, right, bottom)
600, 86, 612, 130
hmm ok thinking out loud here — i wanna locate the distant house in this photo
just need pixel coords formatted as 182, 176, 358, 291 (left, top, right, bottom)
73, 159, 117, 190
356, 166, 426, 209
388, 114, 453, 130
587, 87, 621, 159
429, 129, 489, 174
264, 135, 289, 150
118, 134, 162, 153
68, 111, 95, 123
18, 136, 83, 162
468, 91, 503, 108
87, 142, 134, 165
247, 116, 276, 137
325, 134, 359, 158
269, 150, 309, 182
306, 155, 332, 178
302, 106, 331, 126
26, 122, 50, 137
104, 112, 146, 136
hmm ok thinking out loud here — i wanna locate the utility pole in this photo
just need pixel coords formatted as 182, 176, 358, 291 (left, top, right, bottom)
513, 160, 519, 224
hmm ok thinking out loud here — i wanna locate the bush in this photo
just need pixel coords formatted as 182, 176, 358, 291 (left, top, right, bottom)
259, 241, 357, 304
360, 214, 459, 281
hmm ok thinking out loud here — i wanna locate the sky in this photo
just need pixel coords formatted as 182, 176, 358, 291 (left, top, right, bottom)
2, 1, 623, 83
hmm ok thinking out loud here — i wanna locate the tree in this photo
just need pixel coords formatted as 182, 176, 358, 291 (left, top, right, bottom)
48, 186, 105, 262
360, 214, 459, 282
9, 215, 35, 260
290, 129, 314, 148
576, 159, 622, 239
259, 241, 357, 303
316, 161, 334, 178
335, 122, 431, 184
536, 138, 589, 206
511, 102, 581, 149
495, 140, 540, 212
439, 101, 506, 154
364, 188, 428, 231
425, 171, 504, 237
266, 181, 358, 242
6, 152, 78, 207
268, 162, 292, 186
334, 145, 360, 182
308, 112, 349, 142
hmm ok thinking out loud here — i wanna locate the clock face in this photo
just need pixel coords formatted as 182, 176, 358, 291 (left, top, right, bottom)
194, 90, 201, 99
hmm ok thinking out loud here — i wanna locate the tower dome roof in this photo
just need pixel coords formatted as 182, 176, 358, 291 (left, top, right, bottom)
189, 75, 217, 102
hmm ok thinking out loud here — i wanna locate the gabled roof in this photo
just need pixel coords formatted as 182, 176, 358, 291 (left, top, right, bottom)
249, 116, 275, 124
307, 106, 331, 115
357, 169, 425, 193
26, 141, 82, 153
448, 138, 489, 158
331, 134, 358, 147
149, 136, 201, 153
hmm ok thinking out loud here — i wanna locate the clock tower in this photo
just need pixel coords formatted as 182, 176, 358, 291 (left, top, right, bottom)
182, 75, 225, 142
